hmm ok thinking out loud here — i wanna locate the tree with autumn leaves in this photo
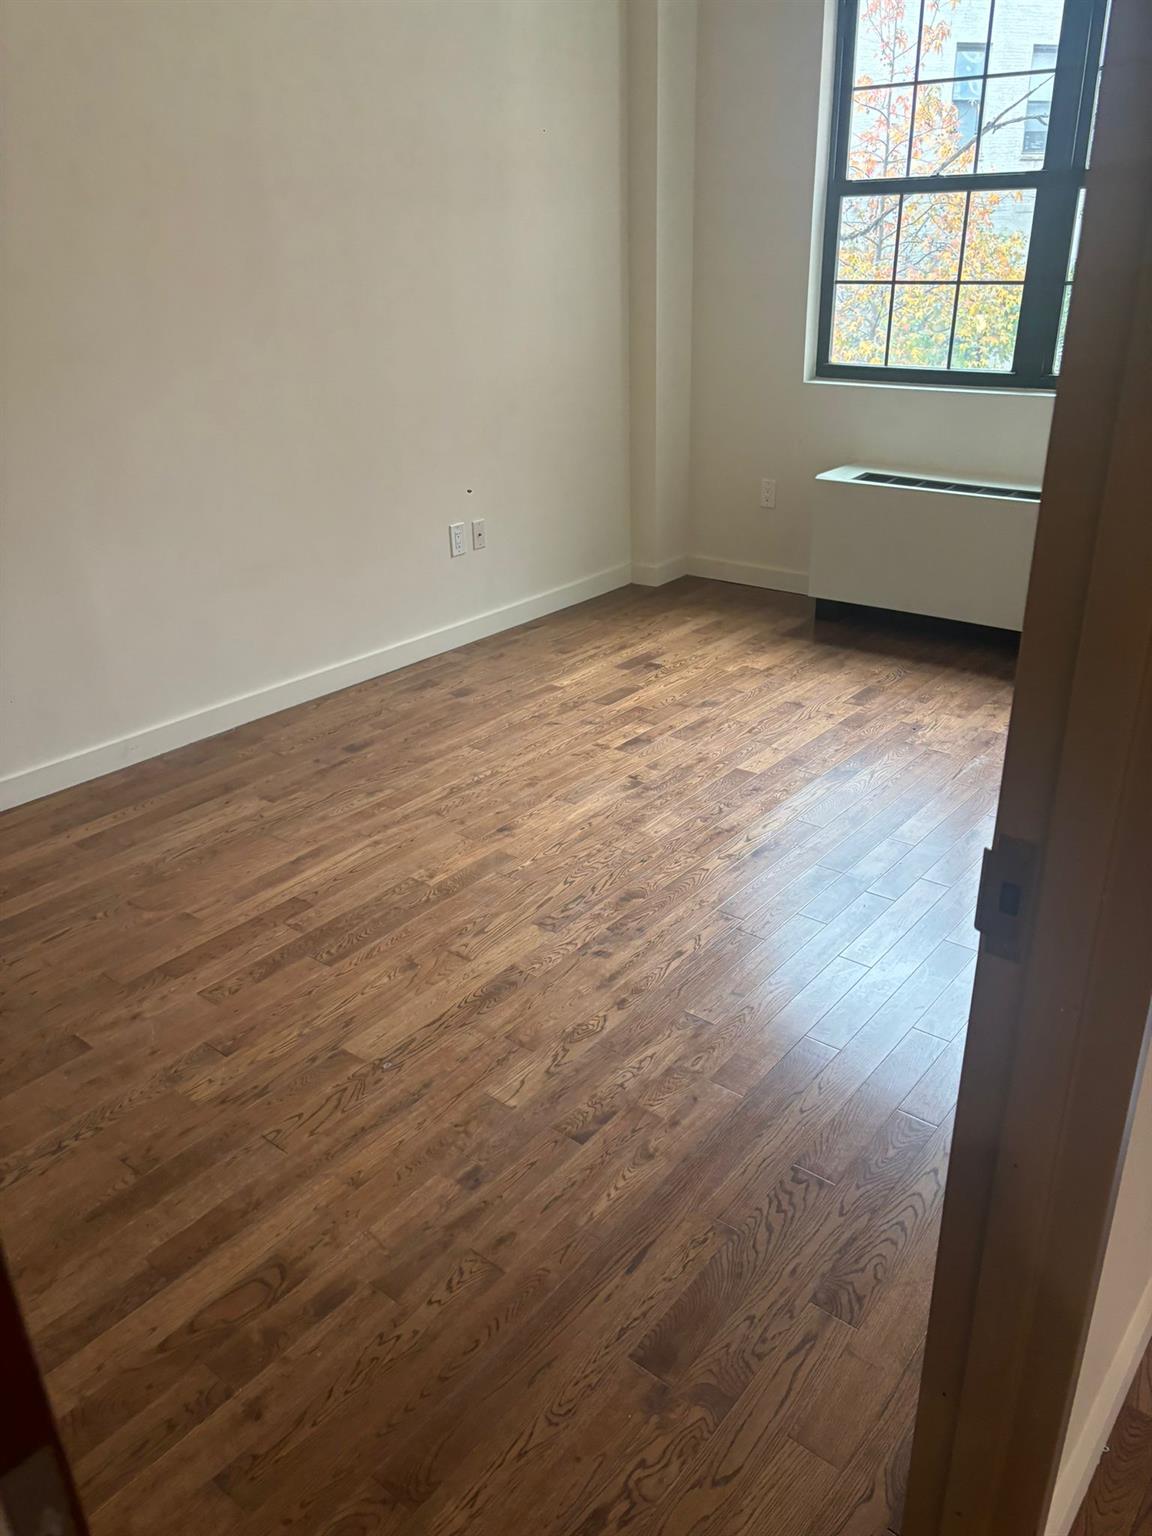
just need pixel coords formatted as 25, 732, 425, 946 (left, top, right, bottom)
833, 0, 1045, 371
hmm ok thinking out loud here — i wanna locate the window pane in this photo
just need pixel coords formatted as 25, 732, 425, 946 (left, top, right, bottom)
897, 192, 967, 280
1053, 193, 1082, 374
977, 73, 1056, 173
1098, 0, 1114, 67
962, 189, 1036, 281
852, 0, 920, 87
910, 82, 979, 176
1066, 190, 1085, 280
830, 283, 892, 366
952, 285, 1023, 371
988, 0, 1067, 73
889, 284, 955, 369
848, 85, 914, 179
1087, 0, 1113, 166
1054, 285, 1072, 372
918, 3, 992, 82
836, 195, 900, 280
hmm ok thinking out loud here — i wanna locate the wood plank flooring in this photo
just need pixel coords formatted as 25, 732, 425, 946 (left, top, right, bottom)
0, 579, 1014, 1536
1071, 1344, 1152, 1535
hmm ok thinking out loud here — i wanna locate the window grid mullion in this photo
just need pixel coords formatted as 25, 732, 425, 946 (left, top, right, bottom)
973, 0, 1001, 175
904, 0, 929, 180
836, 169, 1068, 196
834, 278, 1022, 288
882, 196, 908, 366
851, 66, 1058, 92
946, 193, 975, 369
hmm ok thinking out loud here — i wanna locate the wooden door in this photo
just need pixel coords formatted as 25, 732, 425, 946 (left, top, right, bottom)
904, 0, 1152, 1529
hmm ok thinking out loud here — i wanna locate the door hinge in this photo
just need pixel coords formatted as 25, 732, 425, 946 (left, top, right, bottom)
975, 835, 1039, 962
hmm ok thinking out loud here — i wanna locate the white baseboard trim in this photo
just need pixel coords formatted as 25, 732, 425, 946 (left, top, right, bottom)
687, 555, 809, 595
0, 562, 633, 812
1044, 1271, 1152, 1536
631, 556, 691, 587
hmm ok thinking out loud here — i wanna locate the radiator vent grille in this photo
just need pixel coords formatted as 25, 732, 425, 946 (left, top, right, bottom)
854, 471, 1039, 502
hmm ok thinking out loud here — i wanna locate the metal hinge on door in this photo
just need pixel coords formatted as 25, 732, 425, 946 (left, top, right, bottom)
975, 834, 1039, 962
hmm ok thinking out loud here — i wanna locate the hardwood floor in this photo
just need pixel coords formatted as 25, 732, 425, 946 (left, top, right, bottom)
1072, 1345, 1152, 1536
0, 579, 1014, 1536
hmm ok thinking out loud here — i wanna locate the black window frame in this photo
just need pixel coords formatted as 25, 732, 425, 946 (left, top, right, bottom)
815, 0, 1109, 391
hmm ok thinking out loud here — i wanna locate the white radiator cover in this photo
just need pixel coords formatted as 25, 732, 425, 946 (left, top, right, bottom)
811, 465, 1041, 631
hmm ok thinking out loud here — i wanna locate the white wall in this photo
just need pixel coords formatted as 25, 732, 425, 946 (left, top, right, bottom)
0, 0, 631, 805
688, 0, 1056, 592
628, 0, 697, 587
1045, 1020, 1152, 1536
0, 0, 1069, 809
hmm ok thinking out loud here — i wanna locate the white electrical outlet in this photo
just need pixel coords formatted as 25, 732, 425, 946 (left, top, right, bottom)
760, 478, 777, 510
471, 518, 487, 551
449, 522, 467, 558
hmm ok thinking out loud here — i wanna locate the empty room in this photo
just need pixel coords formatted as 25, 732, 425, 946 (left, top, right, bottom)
3, 2, 1151, 1535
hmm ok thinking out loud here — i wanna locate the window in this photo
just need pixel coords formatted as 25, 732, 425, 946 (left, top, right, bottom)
817, 0, 1110, 389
